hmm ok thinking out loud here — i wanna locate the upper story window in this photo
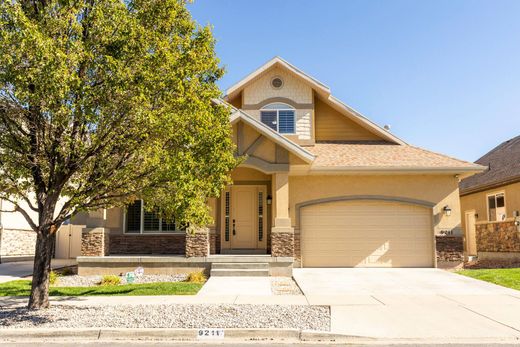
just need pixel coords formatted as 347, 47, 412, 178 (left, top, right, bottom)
487, 192, 506, 221
260, 103, 295, 134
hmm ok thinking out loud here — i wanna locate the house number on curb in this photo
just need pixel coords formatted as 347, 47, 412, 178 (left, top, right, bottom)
197, 328, 225, 339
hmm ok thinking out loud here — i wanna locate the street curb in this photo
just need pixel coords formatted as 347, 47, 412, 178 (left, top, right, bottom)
1, 328, 519, 344
0, 327, 365, 343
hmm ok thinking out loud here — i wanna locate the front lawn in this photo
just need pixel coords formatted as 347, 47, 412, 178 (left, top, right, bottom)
0, 280, 203, 296
457, 268, 520, 291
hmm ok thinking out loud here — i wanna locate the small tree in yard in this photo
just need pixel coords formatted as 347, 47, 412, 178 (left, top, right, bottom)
0, 0, 237, 309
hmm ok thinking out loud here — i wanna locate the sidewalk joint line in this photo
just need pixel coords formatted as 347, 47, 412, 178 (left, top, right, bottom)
454, 301, 520, 334
370, 295, 386, 305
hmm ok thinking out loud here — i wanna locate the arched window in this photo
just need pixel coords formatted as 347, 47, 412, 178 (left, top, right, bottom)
260, 103, 295, 134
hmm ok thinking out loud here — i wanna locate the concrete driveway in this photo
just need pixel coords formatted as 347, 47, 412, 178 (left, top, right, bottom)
293, 268, 520, 340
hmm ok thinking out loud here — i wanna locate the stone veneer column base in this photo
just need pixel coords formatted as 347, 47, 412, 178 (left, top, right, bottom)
81, 228, 109, 256
185, 228, 210, 257
271, 230, 294, 258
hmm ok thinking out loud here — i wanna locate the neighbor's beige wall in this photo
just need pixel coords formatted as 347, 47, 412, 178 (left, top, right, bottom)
289, 174, 462, 235
460, 181, 520, 233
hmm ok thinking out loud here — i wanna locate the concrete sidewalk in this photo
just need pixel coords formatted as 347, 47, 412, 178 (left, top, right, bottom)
0, 259, 76, 284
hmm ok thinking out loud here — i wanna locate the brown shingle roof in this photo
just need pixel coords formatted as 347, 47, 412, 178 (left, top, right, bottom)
306, 141, 483, 171
460, 135, 520, 194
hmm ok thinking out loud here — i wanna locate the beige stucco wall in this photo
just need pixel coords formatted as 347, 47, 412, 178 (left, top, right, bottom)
289, 174, 462, 236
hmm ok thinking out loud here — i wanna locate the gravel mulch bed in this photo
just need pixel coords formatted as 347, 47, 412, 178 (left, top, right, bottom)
56, 274, 188, 287
270, 277, 302, 295
0, 304, 330, 331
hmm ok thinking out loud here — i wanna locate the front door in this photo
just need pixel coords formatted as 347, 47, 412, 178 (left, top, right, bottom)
231, 186, 257, 249
221, 185, 267, 251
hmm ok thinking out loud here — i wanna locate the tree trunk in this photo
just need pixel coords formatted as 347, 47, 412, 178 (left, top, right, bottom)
28, 230, 54, 310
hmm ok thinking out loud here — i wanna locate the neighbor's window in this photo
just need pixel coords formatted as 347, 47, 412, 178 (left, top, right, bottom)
125, 200, 183, 233
487, 192, 506, 222
260, 103, 295, 134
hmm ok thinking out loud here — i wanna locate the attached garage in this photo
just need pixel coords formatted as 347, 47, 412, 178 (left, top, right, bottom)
300, 199, 434, 268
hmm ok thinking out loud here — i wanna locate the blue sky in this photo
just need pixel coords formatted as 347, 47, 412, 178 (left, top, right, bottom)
189, 0, 520, 162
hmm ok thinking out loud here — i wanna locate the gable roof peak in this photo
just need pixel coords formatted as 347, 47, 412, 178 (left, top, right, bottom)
225, 56, 331, 99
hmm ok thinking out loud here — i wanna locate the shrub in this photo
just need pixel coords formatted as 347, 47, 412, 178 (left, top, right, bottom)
99, 275, 121, 286
49, 271, 59, 286
186, 271, 207, 284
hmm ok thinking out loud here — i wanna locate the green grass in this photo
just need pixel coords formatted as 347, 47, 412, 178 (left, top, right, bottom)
457, 268, 520, 291
0, 280, 203, 296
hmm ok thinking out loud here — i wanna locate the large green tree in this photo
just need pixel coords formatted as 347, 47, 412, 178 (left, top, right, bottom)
0, 0, 236, 309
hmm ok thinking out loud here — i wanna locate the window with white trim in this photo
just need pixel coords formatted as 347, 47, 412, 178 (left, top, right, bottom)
125, 200, 184, 233
260, 103, 295, 134
487, 192, 506, 222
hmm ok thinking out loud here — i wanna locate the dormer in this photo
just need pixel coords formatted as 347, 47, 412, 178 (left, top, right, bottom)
225, 57, 404, 146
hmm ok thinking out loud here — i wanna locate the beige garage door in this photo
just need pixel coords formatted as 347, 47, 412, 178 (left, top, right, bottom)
301, 200, 433, 267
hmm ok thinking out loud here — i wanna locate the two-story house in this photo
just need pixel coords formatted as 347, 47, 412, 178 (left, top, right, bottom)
65, 57, 485, 275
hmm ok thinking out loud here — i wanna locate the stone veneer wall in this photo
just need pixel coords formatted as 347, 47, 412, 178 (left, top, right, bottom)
110, 234, 185, 254
435, 235, 463, 262
81, 228, 109, 256
185, 232, 209, 257
0, 229, 36, 256
271, 232, 294, 257
476, 221, 520, 252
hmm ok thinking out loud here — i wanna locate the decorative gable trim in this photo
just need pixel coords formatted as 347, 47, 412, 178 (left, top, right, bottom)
225, 56, 330, 100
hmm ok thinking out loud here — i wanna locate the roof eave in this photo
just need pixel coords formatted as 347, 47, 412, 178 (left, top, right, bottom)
460, 174, 520, 196
309, 165, 486, 174
327, 95, 406, 145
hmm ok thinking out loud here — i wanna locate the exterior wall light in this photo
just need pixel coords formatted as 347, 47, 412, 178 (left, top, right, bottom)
266, 195, 272, 205
443, 205, 452, 216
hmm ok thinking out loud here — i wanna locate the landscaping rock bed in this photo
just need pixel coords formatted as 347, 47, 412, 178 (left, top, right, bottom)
0, 304, 330, 330
56, 274, 188, 287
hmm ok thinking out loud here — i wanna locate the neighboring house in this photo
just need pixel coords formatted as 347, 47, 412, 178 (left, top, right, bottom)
460, 135, 520, 260
2, 57, 485, 272
0, 199, 37, 262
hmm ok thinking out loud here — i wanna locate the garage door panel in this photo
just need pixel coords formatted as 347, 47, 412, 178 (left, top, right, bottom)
301, 200, 433, 268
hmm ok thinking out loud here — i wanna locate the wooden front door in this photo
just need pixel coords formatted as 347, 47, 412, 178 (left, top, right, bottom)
221, 185, 267, 251
231, 186, 257, 249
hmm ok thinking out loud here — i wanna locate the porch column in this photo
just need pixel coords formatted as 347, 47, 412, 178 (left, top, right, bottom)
185, 227, 210, 257
271, 172, 294, 257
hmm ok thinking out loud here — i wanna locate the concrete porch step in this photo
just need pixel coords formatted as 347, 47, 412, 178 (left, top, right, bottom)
210, 268, 269, 277
212, 262, 269, 270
